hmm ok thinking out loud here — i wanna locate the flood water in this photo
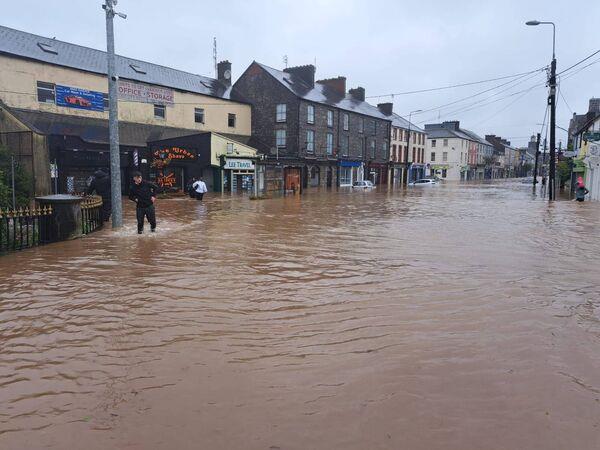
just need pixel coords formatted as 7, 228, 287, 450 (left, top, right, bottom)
1, 181, 600, 450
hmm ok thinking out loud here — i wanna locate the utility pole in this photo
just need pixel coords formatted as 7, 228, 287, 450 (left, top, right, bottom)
549, 55, 557, 200
533, 132, 541, 186
103, 0, 126, 228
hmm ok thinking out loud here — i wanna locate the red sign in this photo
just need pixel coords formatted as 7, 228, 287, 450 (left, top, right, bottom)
153, 147, 195, 161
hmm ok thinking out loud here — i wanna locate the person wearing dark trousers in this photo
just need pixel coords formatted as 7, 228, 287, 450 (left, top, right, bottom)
128, 171, 158, 234
192, 177, 208, 201
86, 168, 112, 222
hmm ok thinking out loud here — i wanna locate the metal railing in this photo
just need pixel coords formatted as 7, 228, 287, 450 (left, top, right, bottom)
81, 196, 104, 235
0, 205, 53, 253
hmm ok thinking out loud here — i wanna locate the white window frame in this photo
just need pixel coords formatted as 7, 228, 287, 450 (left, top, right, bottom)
326, 132, 334, 155
306, 130, 315, 153
307, 105, 315, 124
343, 113, 349, 131
276, 104, 287, 122
154, 104, 166, 119
37, 81, 55, 104
194, 107, 205, 124
275, 129, 286, 148
327, 110, 334, 128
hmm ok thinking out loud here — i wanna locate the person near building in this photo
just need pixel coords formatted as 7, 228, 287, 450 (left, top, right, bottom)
128, 171, 158, 234
186, 177, 197, 198
575, 181, 589, 202
86, 168, 111, 222
192, 177, 208, 201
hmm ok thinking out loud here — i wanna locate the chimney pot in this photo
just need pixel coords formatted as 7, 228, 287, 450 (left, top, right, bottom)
217, 60, 232, 87
283, 64, 316, 88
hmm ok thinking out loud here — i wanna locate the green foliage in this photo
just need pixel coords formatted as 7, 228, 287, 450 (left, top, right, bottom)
0, 144, 32, 209
557, 160, 572, 184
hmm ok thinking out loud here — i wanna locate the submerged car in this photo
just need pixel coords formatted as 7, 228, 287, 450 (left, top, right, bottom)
409, 178, 439, 186
352, 180, 375, 189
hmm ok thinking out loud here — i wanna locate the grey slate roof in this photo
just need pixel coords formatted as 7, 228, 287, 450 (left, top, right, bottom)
390, 113, 424, 133
256, 62, 392, 121
0, 25, 232, 100
425, 123, 491, 146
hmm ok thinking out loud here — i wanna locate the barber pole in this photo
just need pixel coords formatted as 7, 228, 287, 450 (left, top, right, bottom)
133, 150, 139, 167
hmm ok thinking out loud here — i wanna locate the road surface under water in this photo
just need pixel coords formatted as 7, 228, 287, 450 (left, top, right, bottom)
1, 181, 600, 450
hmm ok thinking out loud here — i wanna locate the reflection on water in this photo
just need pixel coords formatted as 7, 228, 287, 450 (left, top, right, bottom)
1, 181, 600, 450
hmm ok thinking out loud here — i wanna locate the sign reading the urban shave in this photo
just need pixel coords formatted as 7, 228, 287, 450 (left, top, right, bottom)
224, 158, 255, 170
55, 85, 104, 111
118, 80, 174, 105
153, 147, 195, 160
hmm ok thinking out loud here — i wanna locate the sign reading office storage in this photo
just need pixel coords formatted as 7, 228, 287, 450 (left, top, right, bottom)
55, 85, 104, 111
118, 80, 174, 105
224, 159, 255, 170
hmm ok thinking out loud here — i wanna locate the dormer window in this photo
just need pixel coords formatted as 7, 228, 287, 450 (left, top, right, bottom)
129, 64, 146, 74
37, 42, 58, 55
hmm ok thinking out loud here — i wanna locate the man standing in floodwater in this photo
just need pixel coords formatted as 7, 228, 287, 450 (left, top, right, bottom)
129, 171, 158, 234
192, 177, 208, 201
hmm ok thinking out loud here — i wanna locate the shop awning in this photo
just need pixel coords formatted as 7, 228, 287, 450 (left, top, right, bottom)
340, 160, 362, 167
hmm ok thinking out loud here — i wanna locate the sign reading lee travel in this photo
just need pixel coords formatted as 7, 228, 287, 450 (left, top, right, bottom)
224, 159, 255, 170
55, 85, 104, 111
118, 80, 174, 105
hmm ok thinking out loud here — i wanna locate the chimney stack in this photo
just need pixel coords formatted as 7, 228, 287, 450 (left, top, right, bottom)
377, 102, 393, 116
217, 60, 232, 87
349, 87, 365, 102
283, 64, 316, 88
316, 76, 346, 95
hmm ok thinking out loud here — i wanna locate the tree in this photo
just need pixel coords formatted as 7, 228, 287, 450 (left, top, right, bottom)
0, 144, 32, 209
556, 159, 573, 188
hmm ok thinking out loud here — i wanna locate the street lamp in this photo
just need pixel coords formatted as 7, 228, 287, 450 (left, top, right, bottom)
403, 109, 422, 185
102, 0, 126, 228
527, 19, 557, 200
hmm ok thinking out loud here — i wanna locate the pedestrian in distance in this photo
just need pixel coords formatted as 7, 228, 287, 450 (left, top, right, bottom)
129, 171, 158, 234
187, 177, 197, 198
575, 181, 589, 202
86, 168, 112, 222
192, 177, 208, 201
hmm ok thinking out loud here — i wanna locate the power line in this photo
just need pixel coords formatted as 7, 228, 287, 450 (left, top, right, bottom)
366, 67, 546, 99
557, 48, 600, 76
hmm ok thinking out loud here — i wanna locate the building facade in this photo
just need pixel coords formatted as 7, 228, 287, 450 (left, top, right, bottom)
388, 113, 426, 185
0, 25, 254, 196
232, 62, 391, 192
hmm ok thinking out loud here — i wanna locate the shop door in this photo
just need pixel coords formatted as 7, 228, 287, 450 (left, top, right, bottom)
285, 168, 301, 193
326, 167, 333, 187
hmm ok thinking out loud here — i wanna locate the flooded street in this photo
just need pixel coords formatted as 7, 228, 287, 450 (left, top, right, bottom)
1, 181, 600, 450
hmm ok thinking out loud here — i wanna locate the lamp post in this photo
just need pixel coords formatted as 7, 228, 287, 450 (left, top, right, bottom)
402, 109, 422, 185
102, 0, 127, 228
527, 20, 556, 200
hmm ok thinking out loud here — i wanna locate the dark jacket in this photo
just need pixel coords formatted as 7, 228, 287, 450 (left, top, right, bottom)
86, 170, 111, 202
575, 186, 589, 201
129, 180, 158, 208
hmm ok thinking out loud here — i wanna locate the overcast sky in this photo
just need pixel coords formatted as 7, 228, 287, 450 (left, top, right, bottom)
3, 0, 599, 146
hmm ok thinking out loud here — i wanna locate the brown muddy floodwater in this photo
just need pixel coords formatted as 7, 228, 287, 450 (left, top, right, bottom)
1, 181, 600, 450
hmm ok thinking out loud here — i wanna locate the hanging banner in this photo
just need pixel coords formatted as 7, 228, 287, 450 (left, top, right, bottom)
55, 85, 105, 111
118, 80, 174, 105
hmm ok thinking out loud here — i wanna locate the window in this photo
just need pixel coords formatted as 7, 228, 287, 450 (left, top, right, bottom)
37, 81, 55, 103
326, 133, 334, 155
431, 139, 437, 148
382, 140, 388, 159
343, 113, 349, 131
275, 129, 286, 148
340, 167, 352, 185
341, 135, 349, 156
227, 143, 234, 155
393, 128, 397, 140
431, 152, 436, 162
327, 110, 334, 128
371, 121, 376, 135
307, 105, 315, 124
421, 149, 425, 163
276, 104, 287, 122
412, 148, 416, 162
359, 118, 364, 133
154, 104, 166, 119
306, 130, 315, 153
460, 152, 463, 162
194, 108, 205, 124
102, 93, 109, 110
442, 169, 447, 178
228, 113, 236, 128
392, 144, 397, 161
370, 139, 376, 159
443, 139, 448, 147
413, 134, 416, 144
443, 152, 448, 162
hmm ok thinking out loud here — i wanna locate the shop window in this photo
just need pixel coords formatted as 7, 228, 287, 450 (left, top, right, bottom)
228, 113, 236, 128
306, 130, 315, 153
327, 110, 334, 128
37, 81, 55, 104
276, 104, 286, 122
154, 104, 166, 119
307, 105, 315, 124
340, 167, 352, 185
276, 129, 286, 148
195, 108, 205, 124
326, 133, 334, 155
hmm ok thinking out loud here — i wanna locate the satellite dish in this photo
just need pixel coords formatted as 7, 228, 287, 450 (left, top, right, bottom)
224, 69, 231, 80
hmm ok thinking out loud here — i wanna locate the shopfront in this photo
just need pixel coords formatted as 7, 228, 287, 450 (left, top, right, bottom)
222, 157, 256, 193
339, 160, 364, 186
409, 163, 425, 183
149, 145, 197, 192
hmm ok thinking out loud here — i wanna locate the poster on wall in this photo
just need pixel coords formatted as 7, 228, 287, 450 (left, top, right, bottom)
55, 85, 105, 111
118, 80, 174, 105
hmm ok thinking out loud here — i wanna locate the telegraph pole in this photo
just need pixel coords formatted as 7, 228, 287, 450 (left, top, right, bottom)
548, 56, 557, 200
533, 133, 540, 186
103, 0, 126, 228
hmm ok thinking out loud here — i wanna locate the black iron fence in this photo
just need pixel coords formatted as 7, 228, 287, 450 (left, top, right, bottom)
0, 205, 54, 253
0, 195, 104, 255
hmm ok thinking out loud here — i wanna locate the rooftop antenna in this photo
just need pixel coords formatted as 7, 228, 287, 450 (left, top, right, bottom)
213, 37, 217, 78
283, 55, 288, 68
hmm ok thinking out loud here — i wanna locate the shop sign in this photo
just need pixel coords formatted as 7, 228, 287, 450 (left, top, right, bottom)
583, 132, 600, 142
118, 80, 174, 105
153, 147, 195, 160
224, 158, 255, 170
55, 85, 104, 111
